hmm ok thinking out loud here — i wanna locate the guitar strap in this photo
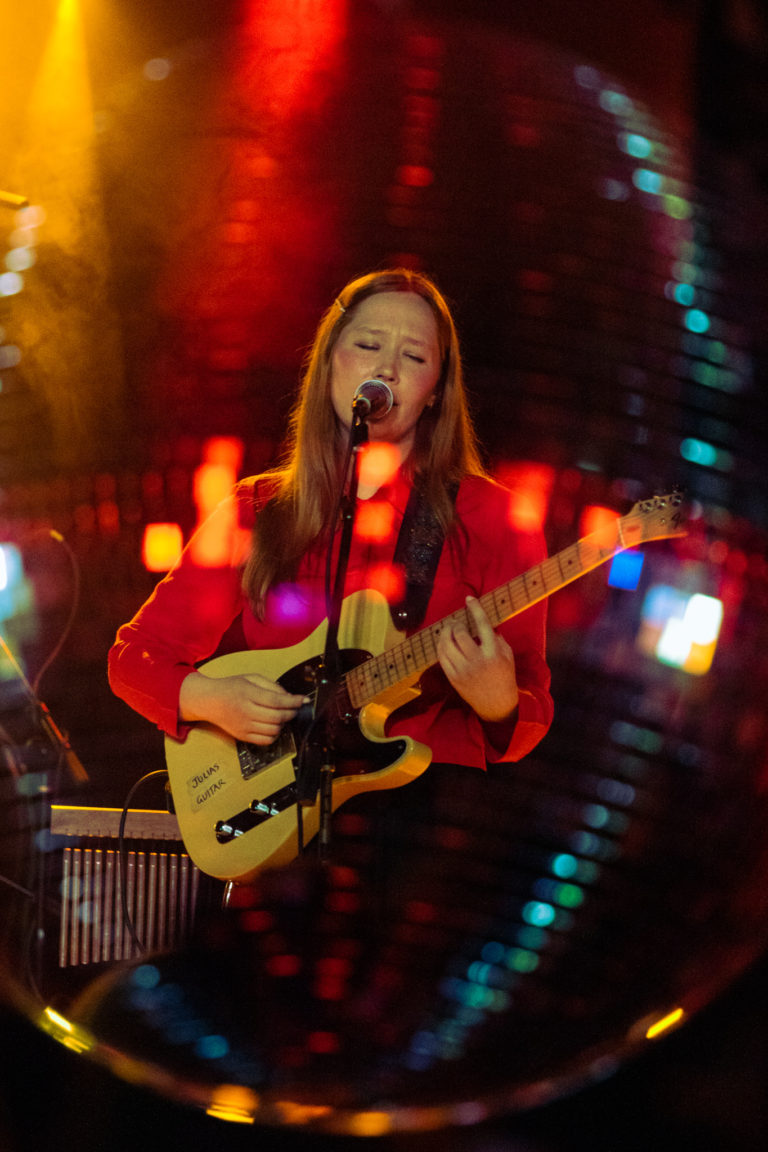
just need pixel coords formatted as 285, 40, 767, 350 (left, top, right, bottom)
389, 479, 459, 631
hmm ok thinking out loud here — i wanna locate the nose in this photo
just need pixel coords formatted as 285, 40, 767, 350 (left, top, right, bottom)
374, 357, 397, 383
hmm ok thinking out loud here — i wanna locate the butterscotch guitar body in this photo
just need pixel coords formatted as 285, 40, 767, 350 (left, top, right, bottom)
164, 589, 432, 883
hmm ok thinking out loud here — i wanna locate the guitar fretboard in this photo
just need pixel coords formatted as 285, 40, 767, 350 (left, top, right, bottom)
343, 496, 683, 708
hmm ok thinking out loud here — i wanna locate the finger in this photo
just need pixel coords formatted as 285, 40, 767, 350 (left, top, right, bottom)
246, 732, 279, 746
263, 705, 304, 723
242, 717, 288, 743
251, 718, 284, 736
465, 596, 495, 647
437, 625, 466, 666
438, 632, 477, 681
244, 678, 307, 707
440, 602, 488, 655
261, 687, 308, 707
443, 619, 483, 664
241, 671, 302, 695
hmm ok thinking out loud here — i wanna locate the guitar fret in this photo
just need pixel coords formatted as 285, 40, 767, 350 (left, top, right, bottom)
528, 563, 556, 598
542, 557, 564, 590
412, 628, 430, 668
398, 643, 417, 675
359, 662, 380, 695
580, 541, 607, 570
503, 581, 529, 615
561, 541, 580, 573
487, 587, 505, 629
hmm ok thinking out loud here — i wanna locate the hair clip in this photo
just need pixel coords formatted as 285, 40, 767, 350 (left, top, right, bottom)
335, 298, 347, 314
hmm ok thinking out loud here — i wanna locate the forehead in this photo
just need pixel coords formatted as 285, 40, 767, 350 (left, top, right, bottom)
348, 291, 439, 344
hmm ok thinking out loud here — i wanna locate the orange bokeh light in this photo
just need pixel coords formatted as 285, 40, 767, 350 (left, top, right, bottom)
580, 505, 620, 553
496, 461, 555, 531
356, 500, 396, 542
367, 562, 406, 603
359, 442, 401, 491
190, 437, 246, 567
580, 504, 618, 537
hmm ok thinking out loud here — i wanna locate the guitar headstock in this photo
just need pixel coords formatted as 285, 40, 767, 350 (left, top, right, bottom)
621, 490, 687, 546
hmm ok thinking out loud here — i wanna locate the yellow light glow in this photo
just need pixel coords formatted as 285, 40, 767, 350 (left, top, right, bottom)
5, 0, 125, 466
194, 463, 235, 514
683, 639, 717, 675
645, 1007, 685, 1039
20, 1, 97, 239
42, 1006, 73, 1034
60, 1033, 95, 1054
346, 1111, 393, 1137
205, 1105, 255, 1125
202, 1085, 259, 1124
58, 0, 78, 23
38, 1005, 95, 1054
142, 523, 183, 572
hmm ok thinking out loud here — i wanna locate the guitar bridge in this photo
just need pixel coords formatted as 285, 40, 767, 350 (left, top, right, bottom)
236, 728, 295, 780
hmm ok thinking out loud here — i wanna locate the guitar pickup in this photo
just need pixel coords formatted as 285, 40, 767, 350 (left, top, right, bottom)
250, 799, 280, 817
215, 821, 243, 842
214, 783, 297, 843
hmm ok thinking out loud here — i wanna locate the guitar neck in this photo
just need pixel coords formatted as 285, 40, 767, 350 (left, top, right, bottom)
345, 494, 684, 708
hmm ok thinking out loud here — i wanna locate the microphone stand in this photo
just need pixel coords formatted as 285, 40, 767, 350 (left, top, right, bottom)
293, 404, 370, 864
0, 629, 89, 996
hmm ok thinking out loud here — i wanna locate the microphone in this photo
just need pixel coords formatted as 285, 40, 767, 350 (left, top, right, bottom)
352, 379, 394, 422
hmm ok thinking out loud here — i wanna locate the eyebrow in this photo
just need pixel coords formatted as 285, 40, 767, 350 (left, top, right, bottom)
353, 325, 431, 348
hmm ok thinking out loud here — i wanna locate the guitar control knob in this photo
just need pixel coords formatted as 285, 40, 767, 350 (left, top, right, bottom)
215, 820, 237, 843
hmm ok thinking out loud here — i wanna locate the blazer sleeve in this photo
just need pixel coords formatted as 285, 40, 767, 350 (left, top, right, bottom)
471, 481, 554, 763
107, 484, 255, 737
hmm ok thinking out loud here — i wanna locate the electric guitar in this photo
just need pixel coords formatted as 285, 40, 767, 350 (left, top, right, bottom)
165, 492, 685, 882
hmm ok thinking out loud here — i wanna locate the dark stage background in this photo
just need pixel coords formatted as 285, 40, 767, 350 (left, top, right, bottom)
2, 1, 768, 1148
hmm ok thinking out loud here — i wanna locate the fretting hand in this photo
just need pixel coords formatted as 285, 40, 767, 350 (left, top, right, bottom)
179, 670, 307, 744
436, 595, 519, 723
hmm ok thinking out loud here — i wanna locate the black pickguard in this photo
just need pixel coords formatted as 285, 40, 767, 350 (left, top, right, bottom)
235, 649, 407, 783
